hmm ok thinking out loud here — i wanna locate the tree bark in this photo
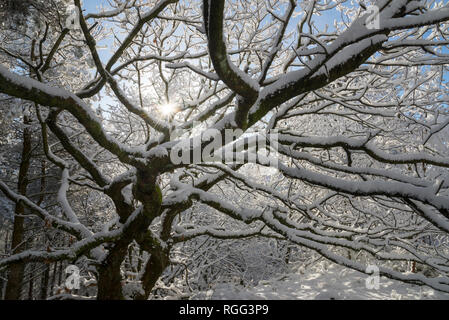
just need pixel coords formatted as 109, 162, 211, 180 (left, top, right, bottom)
96, 242, 128, 300
49, 262, 57, 297
39, 264, 49, 300
136, 250, 169, 300
27, 264, 34, 300
4, 114, 32, 300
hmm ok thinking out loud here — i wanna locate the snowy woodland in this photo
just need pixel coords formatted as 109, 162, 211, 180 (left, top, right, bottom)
1, 0, 449, 300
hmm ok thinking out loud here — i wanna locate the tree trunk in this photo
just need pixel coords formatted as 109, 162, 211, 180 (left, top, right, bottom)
96, 243, 128, 300
136, 250, 169, 300
3, 229, 8, 253
57, 260, 63, 287
39, 264, 49, 300
4, 114, 32, 300
49, 262, 57, 297
0, 272, 4, 299
27, 264, 34, 300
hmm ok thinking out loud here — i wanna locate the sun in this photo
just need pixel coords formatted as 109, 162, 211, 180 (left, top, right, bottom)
159, 103, 177, 116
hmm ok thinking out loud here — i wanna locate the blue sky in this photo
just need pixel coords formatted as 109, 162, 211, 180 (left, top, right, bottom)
82, 0, 116, 63
79, 1, 449, 100
83, 0, 108, 15
80, 0, 339, 65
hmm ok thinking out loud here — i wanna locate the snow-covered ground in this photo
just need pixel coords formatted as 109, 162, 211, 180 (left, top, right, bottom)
192, 263, 449, 300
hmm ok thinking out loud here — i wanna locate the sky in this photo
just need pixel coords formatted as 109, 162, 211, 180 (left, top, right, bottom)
78, 0, 449, 111
78, 0, 342, 80
83, 0, 109, 15
82, 0, 117, 63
